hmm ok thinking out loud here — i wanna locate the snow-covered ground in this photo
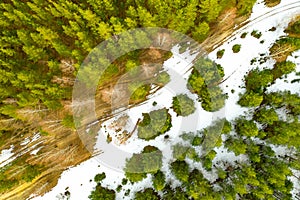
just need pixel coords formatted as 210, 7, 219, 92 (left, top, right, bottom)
0, 145, 14, 168
31, 1, 300, 199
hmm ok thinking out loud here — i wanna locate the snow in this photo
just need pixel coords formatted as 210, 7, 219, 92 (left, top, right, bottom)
0, 145, 14, 168
32, 1, 300, 199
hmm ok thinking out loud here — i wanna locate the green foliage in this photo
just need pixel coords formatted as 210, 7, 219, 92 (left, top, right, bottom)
192, 22, 210, 42
125, 59, 140, 76
43, 99, 63, 110
170, 160, 189, 183
202, 76, 225, 111
187, 58, 226, 112
0, 179, 18, 193
89, 184, 116, 200
251, 30, 262, 39
245, 68, 273, 93
134, 188, 160, 200
125, 172, 147, 183
152, 170, 166, 191
246, 141, 261, 163
286, 18, 300, 34
254, 108, 278, 125
172, 144, 190, 161
192, 136, 203, 146
0, 0, 256, 116
0, 105, 19, 119
222, 119, 232, 134
217, 49, 225, 59
124, 146, 162, 182
186, 169, 213, 199
137, 108, 172, 140
193, 58, 225, 85
225, 136, 247, 155
241, 32, 248, 38
237, 0, 257, 15
172, 94, 196, 116
201, 120, 224, 151
187, 70, 205, 94
186, 148, 201, 162
0, 0, 269, 198
272, 61, 296, 79
232, 44, 241, 53
114, 185, 121, 192
199, 0, 222, 22
163, 186, 189, 200
235, 118, 258, 137
264, 92, 285, 107
180, 132, 196, 142
94, 172, 106, 183
202, 150, 217, 170
39, 129, 49, 136
264, 0, 281, 7
264, 91, 300, 115
265, 120, 300, 147
217, 168, 227, 179
121, 178, 128, 185
238, 91, 263, 107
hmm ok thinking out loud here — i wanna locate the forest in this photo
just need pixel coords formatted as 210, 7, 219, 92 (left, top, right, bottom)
1, 0, 298, 199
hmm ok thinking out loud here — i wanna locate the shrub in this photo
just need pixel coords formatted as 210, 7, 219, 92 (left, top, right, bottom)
217, 49, 225, 58
89, 185, 116, 200
94, 173, 106, 183
241, 32, 247, 38
251, 30, 262, 39
232, 44, 241, 53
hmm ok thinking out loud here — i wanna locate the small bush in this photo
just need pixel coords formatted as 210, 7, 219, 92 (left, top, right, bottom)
94, 172, 106, 183
251, 30, 262, 39
217, 49, 225, 59
232, 44, 241, 53
241, 32, 247, 38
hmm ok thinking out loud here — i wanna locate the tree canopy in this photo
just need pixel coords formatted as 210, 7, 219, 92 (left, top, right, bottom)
137, 108, 172, 140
